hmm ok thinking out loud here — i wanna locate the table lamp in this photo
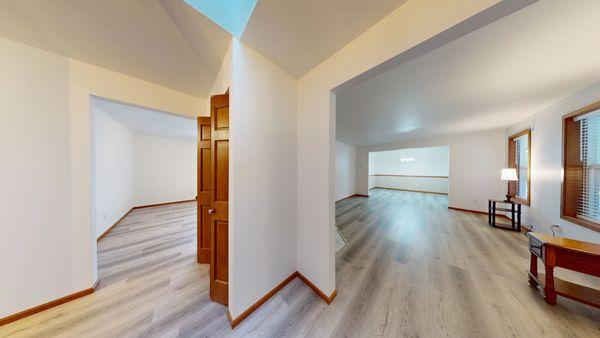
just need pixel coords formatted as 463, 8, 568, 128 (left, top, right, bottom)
501, 168, 518, 202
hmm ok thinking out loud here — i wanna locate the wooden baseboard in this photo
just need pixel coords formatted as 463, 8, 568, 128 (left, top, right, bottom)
228, 272, 297, 329
97, 199, 196, 242
336, 194, 369, 202
133, 199, 196, 210
448, 206, 488, 215
448, 206, 512, 221
296, 272, 337, 304
0, 284, 97, 327
227, 271, 336, 329
97, 208, 134, 241
373, 187, 448, 195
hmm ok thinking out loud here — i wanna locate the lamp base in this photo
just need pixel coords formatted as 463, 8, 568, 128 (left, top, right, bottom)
505, 194, 512, 203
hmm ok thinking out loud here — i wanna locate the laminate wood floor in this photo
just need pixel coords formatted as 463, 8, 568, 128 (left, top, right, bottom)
2, 190, 599, 337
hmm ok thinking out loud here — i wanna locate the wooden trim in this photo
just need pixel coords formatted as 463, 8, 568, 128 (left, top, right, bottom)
561, 215, 600, 233
448, 206, 534, 231
508, 129, 531, 140
0, 286, 95, 326
97, 208, 134, 241
508, 129, 531, 206
448, 206, 488, 215
296, 272, 337, 304
370, 174, 448, 178
228, 272, 298, 329
373, 187, 448, 195
227, 271, 336, 329
132, 199, 196, 210
448, 206, 510, 221
335, 194, 369, 202
561, 101, 600, 233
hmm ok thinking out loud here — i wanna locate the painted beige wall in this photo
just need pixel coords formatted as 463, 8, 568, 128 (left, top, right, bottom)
228, 40, 298, 318
335, 141, 357, 201
133, 133, 197, 207
297, 0, 506, 297
0, 36, 205, 318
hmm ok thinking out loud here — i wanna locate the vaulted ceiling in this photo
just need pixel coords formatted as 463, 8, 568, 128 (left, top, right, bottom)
0, 0, 411, 99
241, 0, 408, 78
0, 0, 231, 97
336, 0, 600, 146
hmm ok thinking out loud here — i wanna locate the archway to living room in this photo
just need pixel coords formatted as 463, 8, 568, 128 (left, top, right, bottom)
326, 1, 600, 335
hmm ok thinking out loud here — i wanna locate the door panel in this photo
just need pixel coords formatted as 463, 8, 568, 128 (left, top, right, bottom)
197, 117, 211, 263
210, 92, 229, 305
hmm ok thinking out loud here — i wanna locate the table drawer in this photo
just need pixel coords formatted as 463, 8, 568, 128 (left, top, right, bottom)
528, 235, 544, 259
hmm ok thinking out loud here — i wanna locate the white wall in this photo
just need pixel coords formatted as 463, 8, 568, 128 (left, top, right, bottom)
507, 80, 600, 243
228, 40, 298, 318
92, 105, 134, 239
0, 36, 204, 319
357, 131, 505, 212
371, 146, 449, 175
133, 133, 196, 206
297, 0, 510, 296
370, 146, 449, 194
335, 141, 357, 201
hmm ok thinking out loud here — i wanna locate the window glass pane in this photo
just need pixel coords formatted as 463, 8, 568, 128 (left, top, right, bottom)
514, 134, 528, 199
577, 111, 600, 221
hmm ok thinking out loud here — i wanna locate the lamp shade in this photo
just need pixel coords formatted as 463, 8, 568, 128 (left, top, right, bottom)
501, 168, 518, 181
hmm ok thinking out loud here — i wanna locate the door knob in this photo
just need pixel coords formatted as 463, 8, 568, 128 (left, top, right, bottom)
208, 208, 215, 215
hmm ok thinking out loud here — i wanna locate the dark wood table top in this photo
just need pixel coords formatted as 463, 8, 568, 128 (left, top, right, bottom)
528, 232, 600, 256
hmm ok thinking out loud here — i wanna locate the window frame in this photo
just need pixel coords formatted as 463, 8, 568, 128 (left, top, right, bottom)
508, 129, 531, 206
561, 101, 600, 232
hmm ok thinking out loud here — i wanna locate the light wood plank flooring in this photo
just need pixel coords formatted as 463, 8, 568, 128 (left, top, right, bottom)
2, 190, 599, 337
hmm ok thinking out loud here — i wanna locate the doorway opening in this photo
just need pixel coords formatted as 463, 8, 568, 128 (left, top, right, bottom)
368, 146, 450, 196
90, 96, 198, 288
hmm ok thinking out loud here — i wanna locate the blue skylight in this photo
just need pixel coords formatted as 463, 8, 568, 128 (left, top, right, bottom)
185, 0, 258, 38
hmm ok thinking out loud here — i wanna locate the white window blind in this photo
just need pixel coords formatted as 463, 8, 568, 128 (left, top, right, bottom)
514, 134, 529, 199
576, 110, 600, 222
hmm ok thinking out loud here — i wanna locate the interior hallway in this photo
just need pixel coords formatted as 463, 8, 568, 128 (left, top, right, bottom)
2, 191, 599, 337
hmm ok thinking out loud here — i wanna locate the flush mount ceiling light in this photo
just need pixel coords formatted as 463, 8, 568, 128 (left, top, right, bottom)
399, 157, 415, 162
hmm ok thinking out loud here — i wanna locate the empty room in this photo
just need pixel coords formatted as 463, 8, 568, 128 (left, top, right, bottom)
2, 0, 600, 337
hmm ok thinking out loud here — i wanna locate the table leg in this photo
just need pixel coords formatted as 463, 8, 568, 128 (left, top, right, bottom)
492, 202, 496, 227
544, 265, 557, 305
529, 253, 538, 288
517, 204, 521, 231
511, 202, 515, 230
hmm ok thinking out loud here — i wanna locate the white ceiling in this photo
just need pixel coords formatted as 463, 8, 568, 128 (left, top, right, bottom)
242, 0, 408, 78
0, 0, 231, 97
92, 97, 196, 140
336, 0, 600, 146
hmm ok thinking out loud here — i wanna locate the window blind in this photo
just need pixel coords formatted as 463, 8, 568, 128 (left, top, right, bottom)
514, 134, 529, 199
576, 110, 600, 222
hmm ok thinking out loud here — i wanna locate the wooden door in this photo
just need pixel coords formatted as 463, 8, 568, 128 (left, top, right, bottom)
197, 117, 211, 263
209, 92, 229, 305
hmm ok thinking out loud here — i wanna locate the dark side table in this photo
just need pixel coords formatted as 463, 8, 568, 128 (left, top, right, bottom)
488, 199, 521, 231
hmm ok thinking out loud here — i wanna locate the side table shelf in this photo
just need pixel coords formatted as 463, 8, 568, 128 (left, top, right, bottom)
488, 199, 521, 232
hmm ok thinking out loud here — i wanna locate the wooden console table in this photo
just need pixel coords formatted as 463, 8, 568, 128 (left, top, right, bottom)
488, 199, 521, 231
527, 232, 600, 308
